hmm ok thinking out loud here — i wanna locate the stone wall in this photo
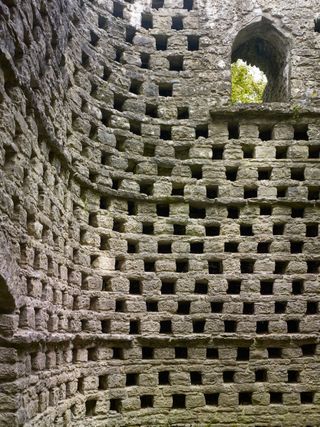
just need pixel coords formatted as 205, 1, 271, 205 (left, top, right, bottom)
1, 0, 320, 425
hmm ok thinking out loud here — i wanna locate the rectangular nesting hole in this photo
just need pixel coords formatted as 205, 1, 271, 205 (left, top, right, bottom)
288, 370, 299, 383
308, 187, 320, 200
190, 242, 204, 253
193, 319, 206, 333
99, 375, 108, 390
228, 123, 239, 139
309, 145, 320, 158
160, 125, 172, 140
294, 124, 309, 141
110, 398, 122, 413
160, 320, 172, 333
315, 18, 320, 32
223, 371, 235, 383
130, 79, 143, 94
141, 395, 154, 408
140, 52, 150, 69
176, 259, 189, 273
175, 347, 188, 359
90, 31, 99, 46
243, 302, 254, 314
161, 279, 176, 294
126, 25, 136, 43
189, 205, 206, 218
190, 371, 202, 385
205, 393, 219, 406
101, 319, 111, 333
240, 224, 253, 236
274, 260, 288, 274
211, 301, 224, 313
173, 224, 186, 235
169, 55, 184, 71
301, 344, 316, 356
142, 347, 154, 359
113, 2, 124, 18
115, 299, 126, 312
308, 260, 320, 273
146, 104, 158, 118
212, 145, 224, 159
159, 82, 173, 96
306, 223, 318, 237
155, 34, 168, 50
260, 280, 274, 295
177, 300, 191, 314
85, 399, 96, 416
172, 394, 186, 408
255, 369, 267, 382
207, 185, 218, 199
270, 392, 283, 404
207, 347, 219, 359
98, 15, 107, 29
244, 187, 257, 199
208, 260, 222, 274
158, 242, 172, 253
126, 373, 139, 386
237, 347, 249, 361
190, 164, 203, 179
183, 0, 193, 10
273, 223, 285, 235
140, 181, 153, 195
291, 207, 304, 218
172, 183, 184, 196
129, 279, 142, 294
226, 166, 238, 181
141, 12, 153, 29
206, 224, 220, 236
243, 145, 254, 158
287, 319, 299, 333
175, 145, 190, 159
224, 242, 239, 252
172, 16, 183, 30
224, 320, 237, 332
159, 371, 170, 385
306, 301, 318, 315
146, 300, 158, 312
144, 260, 155, 272
275, 301, 287, 313
130, 120, 141, 135
177, 107, 189, 119
227, 280, 241, 294
276, 146, 288, 159
256, 320, 268, 334
259, 125, 273, 141
152, 0, 164, 8
142, 222, 154, 235
301, 392, 314, 404
268, 347, 282, 358
187, 35, 200, 50
195, 124, 209, 139
194, 279, 208, 294
239, 392, 252, 405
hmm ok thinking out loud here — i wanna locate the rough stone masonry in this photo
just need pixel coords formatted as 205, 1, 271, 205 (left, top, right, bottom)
0, 0, 320, 425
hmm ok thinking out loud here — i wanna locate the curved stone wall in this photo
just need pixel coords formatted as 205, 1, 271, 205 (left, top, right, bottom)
1, 0, 320, 426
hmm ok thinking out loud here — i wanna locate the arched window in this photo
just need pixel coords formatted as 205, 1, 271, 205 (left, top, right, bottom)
232, 18, 290, 102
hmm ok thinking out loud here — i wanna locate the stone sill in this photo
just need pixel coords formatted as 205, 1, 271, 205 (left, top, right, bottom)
210, 103, 320, 120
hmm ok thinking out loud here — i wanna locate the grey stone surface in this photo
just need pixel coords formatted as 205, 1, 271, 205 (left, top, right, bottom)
0, 0, 320, 426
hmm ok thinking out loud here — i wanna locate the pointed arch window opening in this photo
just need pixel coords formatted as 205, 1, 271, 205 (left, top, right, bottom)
231, 18, 290, 103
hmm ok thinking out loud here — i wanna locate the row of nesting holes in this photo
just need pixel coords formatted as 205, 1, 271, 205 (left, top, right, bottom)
83, 392, 315, 416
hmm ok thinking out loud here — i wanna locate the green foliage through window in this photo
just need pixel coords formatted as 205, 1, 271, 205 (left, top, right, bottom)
231, 60, 267, 104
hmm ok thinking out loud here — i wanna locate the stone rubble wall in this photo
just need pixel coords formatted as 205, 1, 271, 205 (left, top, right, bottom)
0, 0, 320, 426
